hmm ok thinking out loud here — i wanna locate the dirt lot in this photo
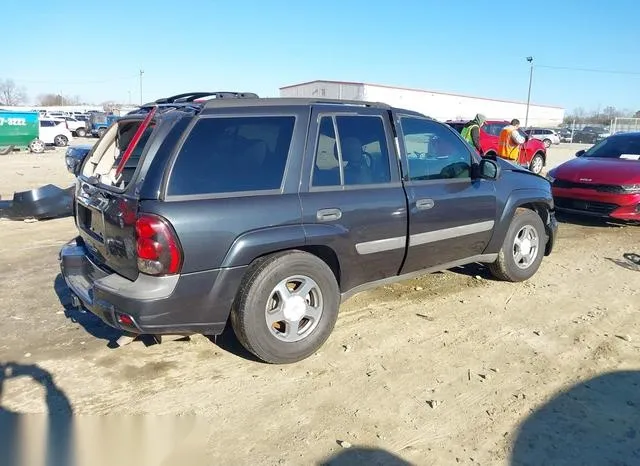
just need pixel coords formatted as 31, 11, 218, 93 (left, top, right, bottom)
1, 142, 639, 465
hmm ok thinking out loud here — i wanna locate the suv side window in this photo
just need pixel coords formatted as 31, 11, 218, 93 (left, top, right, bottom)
167, 115, 296, 196
400, 117, 472, 181
311, 115, 392, 187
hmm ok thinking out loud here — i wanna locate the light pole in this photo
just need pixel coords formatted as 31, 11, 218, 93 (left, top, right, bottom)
139, 69, 144, 105
524, 56, 533, 128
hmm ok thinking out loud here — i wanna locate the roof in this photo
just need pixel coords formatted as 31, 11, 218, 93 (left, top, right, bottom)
279, 80, 565, 110
129, 93, 429, 118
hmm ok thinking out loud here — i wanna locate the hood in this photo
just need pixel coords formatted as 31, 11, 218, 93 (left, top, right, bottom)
551, 157, 640, 185
494, 156, 538, 176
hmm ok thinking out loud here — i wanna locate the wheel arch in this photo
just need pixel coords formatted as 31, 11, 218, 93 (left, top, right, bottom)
221, 224, 344, 288
485, 189, 554, 255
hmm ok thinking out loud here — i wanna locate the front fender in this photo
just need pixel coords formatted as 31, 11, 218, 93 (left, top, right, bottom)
484, 188, 554, 254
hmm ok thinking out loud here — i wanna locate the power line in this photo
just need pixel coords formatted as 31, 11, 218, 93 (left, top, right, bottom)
536, 64, 640, 76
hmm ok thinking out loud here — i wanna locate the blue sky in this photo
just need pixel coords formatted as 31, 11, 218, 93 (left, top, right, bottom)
4, 0, 639, 113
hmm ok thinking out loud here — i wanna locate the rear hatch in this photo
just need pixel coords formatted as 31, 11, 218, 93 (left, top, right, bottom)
75, 110, 158, 281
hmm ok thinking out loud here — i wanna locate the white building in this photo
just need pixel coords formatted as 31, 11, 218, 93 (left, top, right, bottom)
279, 80, 565, 127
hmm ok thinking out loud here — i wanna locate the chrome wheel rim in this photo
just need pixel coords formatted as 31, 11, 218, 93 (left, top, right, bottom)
31, 140, 44, 152
513, 225, 539, 269
265, 275, 323, 342
531, 156, 543, 174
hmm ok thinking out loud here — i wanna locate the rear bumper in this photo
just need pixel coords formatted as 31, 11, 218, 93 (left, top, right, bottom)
58, 238, 246, 335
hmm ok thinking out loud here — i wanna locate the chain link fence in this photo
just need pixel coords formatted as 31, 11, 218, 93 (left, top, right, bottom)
611, 117, 640, 134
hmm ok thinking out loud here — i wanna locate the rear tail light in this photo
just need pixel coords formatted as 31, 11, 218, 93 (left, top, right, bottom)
135, 214, 183, 276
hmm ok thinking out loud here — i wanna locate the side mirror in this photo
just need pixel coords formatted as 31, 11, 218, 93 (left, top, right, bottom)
575, 149, 586, 157
477, 158, 500, 180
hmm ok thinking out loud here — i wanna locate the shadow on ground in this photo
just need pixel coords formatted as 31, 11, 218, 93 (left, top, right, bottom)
320, 447, 413, 465
207, 324, 265, 364
606, 253, 640, 272
53, 273, 123, 347
556, 212, 638, 228
511, 370, 640, 465
0, 362, 73, 466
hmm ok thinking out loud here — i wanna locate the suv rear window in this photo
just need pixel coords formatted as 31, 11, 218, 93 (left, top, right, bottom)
167, 116, 296, 196
80, 119, 155, 189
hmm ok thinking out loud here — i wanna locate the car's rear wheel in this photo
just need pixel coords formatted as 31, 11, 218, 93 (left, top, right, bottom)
543, 138, 551, 148
97, 128, 107, 138
54, 135, 68, 147
29, 139, 45, 154
488, 208, 546, 282
529, 153, 544, 174
75, 127, 87, 138
231, 250, 340, 364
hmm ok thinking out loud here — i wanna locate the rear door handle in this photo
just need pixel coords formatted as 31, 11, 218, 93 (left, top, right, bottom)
317, 208, 342, 222
416, 198, 435, 210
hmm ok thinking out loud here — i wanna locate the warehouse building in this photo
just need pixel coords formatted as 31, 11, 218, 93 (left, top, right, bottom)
279, 80, 565, 127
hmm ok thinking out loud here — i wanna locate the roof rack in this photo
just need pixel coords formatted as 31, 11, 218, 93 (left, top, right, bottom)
202, 97, 392, 110
154, 91, 259, 104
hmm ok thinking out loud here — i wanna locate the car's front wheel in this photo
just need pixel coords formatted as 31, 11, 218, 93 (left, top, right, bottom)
231, 250, 340, 364
529, 153, 544, 175
488, 208, 546, 282
75, 127, 87, 138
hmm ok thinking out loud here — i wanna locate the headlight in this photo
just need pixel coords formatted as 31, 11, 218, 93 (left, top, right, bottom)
621, 184, 640, 194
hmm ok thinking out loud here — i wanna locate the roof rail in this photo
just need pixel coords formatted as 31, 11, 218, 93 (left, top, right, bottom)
202, 97, 392, 110
154, 91, 259, 104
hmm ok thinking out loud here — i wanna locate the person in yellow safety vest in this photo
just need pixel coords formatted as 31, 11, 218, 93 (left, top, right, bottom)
498, 119, 527, 161
460, 113, 486, 153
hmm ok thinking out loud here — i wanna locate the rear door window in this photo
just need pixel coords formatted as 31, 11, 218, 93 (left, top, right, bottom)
167, 116, 296, 196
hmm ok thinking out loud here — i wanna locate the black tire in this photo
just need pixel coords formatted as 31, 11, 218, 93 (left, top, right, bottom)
543, 138, 551, 148
529, 153, 544, 175
0, 145, 14, 155
488, 208, 546, 282
231, 250, 340, 364
75, 127, 87, 138
54, 135, 68, 147
97, 128, 107, 138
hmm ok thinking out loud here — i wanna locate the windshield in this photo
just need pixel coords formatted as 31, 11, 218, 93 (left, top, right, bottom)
584, 134, 640, 160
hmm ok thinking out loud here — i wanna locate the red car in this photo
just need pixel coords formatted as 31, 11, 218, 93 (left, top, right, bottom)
447, 119, 547, 174
546, 132, 640, 221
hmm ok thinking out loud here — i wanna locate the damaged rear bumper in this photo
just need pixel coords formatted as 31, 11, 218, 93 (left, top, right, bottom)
0, 184, 74, 220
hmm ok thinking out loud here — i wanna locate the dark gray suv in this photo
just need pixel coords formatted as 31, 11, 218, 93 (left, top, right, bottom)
60, 92, 558, 363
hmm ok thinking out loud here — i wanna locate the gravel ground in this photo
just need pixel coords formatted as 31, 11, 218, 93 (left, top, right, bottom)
1, 141, 639, 466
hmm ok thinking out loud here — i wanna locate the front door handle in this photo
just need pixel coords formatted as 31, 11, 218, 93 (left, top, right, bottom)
317, 208, 342, 222
416, 198, 435, 210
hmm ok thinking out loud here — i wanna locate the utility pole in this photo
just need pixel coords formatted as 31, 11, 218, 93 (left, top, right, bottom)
524, 56, 533, 128
139, 69, 144, 105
